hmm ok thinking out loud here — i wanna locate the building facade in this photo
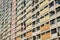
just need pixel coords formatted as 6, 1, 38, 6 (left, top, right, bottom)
0, 0, 60, 40
1, 0, 12, 40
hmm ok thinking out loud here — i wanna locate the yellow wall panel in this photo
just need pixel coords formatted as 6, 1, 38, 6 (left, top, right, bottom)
6, 33, 10, 37
39, 0, 49, 9
17, 20, 21, 25
8, 24, 10, 27
40, 7, 49, 16
16, 25, 21, 31
40, 15, 49, 23
26, 12, 32, 19
17, 15, 22, 20
26, 6, 32, 12
40, 24, 50, 32
16, 31, 21, 36
40, 17, 45, 23
26, 18, 33, 25
44, 15, 49, 21
26, 25, 32, 30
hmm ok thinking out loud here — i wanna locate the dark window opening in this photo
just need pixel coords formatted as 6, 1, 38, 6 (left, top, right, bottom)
49, 1, 54, 8
51, 28, 57, 34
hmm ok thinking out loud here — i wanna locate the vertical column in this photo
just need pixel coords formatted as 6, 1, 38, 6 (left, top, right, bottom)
11, 0, 17, 40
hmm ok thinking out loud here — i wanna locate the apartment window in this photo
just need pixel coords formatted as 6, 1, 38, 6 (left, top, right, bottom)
40, 0, 43, 4
58, 27, 60, 32
24, 9, 26, 13
45, 13, 48, 16
24, 39, 26, 40
33, 36, 36, 40
35, 5, 38, 9
46, 22, 49, 24
50, 19, 55, 25
36, 26, 40, 31
57, 16, 60, 22
46, 31, 50, 33
24, 0, 26, 6
36, 19, 40, 24
24, 33, 26, 37
55, 0, 60, 4
20, 34, 23, 38
32, 28, 36, 32
32, 14, 36, 19
50, 11, 55, 16
41, 24, 44, 27
55, 0, 58, 3
27, 38, 29, 40
44, 5, 48, 9
35, 0, 38, 3
52, 38, 57, 40
56, 6, 60, 12
59, 37, 60, 40
58, 27, 60, 36
37, 34, 40, 39
58, 0, 60, 4
32, 21, 35, 25
36, 12, 39, 17
41, 32, 45, 35
32, 8, 35, 12
40, 16, 44, 19
32, 0, 34, 6
40, 9, 43, 11
49, 1, 54, 8
51, 28, 57, 34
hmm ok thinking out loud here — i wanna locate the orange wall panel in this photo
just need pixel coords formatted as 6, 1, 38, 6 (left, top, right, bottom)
41, 32, 50, 40
40, 24, 50, 31
16, 37, 21, 40
26, 32, 32, 37
45, 33, 50, 39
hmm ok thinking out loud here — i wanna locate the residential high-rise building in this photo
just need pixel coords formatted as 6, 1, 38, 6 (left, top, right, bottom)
0, 0, 60, 40
1, 0, 12, 40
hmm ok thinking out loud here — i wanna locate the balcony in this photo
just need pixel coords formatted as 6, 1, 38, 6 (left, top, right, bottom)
57, 21, 60, 27
32, 30, 40, 36
16, 25, 21, 32
41, 32, 50, 40
26, 31, 33, 37
50, 14, 56, 20
16, 31, 21, 36
26, 1, 32, 7
50, 23, 57, 29
58, 32, 60, 36
26, 25, 33, 31
26, 18, 33, 25
51, 33, 57, 39
35, 22, 40, 27
17, 15, 22, 20
38, 39, 41, 40
55, 3, 60, 8
39, 0, 49, 9
40, 24, 50, 32
40, 7, 49, 16
17, 20, 22, 26
5, 33, 10, 38
56, 11, 60, 17
40, 17, 44, 23
26, 12, 32, 19
26, 5, 32, 13
16, 37, 21, 40
44, 15, 50, 22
